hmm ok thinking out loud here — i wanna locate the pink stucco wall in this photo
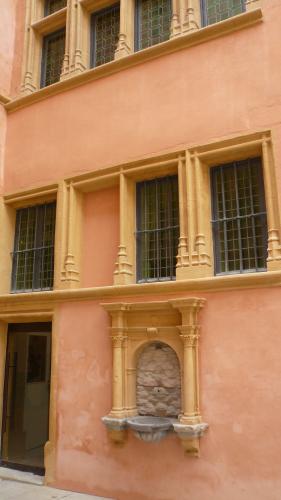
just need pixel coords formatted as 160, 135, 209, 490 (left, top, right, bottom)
4, 1, 281, 194
55, 289, 281, 500
81, 188, 119, 288
2, 0, 281, 499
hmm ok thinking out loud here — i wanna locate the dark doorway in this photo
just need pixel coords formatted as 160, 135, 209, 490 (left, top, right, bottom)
1, 323, 52, 475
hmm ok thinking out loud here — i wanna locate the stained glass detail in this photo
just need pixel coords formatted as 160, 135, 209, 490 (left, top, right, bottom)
211, 158, 268, 275
91, 5, 120, 68
136, 176, 179, 282
41, 28, 65, 88
45, 0, 67, 16
136, 0, 172, 50
12, 203, 56, 292
201, 0, 245, 26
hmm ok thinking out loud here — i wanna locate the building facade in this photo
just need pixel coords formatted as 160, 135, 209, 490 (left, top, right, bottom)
0, 0, 281, 499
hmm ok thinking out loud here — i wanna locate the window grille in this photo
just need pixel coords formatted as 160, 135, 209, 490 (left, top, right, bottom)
201, 0, 245, 26
135, 0, 172, 51
45, 0, 67, 16
11, 202, 56, 292
90, 4, 120, 68
211, 158, 268, 275
41, 28, 65, 88
136, 176, 179, 282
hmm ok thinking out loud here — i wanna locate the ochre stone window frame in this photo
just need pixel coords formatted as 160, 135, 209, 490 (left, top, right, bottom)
102, 298, 208, 456
113, 131, 281, 285
20, 0, 261, 95
0, 185, 60, 295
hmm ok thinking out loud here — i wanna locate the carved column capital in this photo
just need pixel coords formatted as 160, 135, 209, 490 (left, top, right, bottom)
111, 335, 127, 348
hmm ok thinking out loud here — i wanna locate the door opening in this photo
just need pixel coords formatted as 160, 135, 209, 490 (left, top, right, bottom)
1, 323, 51, 475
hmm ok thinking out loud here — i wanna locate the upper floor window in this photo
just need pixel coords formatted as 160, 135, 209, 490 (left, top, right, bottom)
135, 0, 172, 51
136, 175, 179, 282
45, 0, 67, 16
211, 157, 268, 275
41, 28, 65, 88
11, 203, 56, 292
201, 0, 245, 26
90, 4, 120, 68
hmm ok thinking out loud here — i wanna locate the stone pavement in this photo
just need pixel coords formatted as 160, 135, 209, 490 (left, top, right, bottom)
0, 467, 114, 500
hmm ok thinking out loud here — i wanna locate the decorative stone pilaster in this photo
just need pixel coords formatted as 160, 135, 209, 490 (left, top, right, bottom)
61, 0, 87, 79
176, 156, 190, 273
21, 0, 40, 94
262, 138, 281, 271
114, 173, 134, 285
115, 0, 134, 60
171, 298, 207, 455
60, 184, 82, 287
171, 0, 201, 39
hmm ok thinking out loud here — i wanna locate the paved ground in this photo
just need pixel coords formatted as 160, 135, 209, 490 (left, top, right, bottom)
0, 479, 114, 500
0, 468, 113, 500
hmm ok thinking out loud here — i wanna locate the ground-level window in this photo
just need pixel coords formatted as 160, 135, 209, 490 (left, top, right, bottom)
135, 0, 172, 51
211, 157, 268, 275
136, 175, 179, 282
41, 28, 65, 87
90, 4, 120, 68
11, 202, 56, 292
44, 0, 66, 16
201, 0, 245, 26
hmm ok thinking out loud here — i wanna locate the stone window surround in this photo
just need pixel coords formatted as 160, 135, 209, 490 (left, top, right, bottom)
20, 0, 261, 96
0, 130, 279, 296
101, 298, 208, 456
113, 131, 281, 285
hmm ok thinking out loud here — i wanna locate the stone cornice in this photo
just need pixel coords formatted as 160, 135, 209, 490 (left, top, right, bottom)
0, 269, 279, 315
5, 9, 262, 114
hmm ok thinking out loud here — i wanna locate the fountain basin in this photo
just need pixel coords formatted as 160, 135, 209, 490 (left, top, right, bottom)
126, 416, 173, 442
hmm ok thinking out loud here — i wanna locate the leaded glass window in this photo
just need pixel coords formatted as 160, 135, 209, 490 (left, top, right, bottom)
45, 0, 67, 16
136, 176, 179, 282
135, 0, 172, 51
11, 203, 56, 292
41, 28, 65, 88
211, 158, 268, 275
201, 0, 245, 26
90, 4, 120, 68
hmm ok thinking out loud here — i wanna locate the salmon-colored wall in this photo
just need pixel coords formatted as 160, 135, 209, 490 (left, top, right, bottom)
2, 1, 281, 499
4, 1, 281, 193
81, 188, 119, 288
55, 289, 281, 500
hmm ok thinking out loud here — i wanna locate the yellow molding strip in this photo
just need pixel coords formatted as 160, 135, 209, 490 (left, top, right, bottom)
0, 270, 280, 310
5, 9, 262, 114
4, 184, 58, 205
0, 94, 10, 105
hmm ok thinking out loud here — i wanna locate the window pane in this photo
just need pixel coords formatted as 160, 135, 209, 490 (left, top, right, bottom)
211, 158, 268, 275
12, 202, 56, 292
45, 0, 66, 16
136, 0, 172, 50
136, 176, 179, 282
202, 0, 245, 26
41, 29, 65, 88
91, 5, 120, 68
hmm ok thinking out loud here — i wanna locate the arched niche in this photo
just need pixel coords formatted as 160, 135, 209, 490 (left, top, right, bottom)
136, 342, 181, 418
101, 298, 208, 455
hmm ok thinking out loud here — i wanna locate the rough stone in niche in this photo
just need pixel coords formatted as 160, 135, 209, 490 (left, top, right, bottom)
136, 342, 181, 418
